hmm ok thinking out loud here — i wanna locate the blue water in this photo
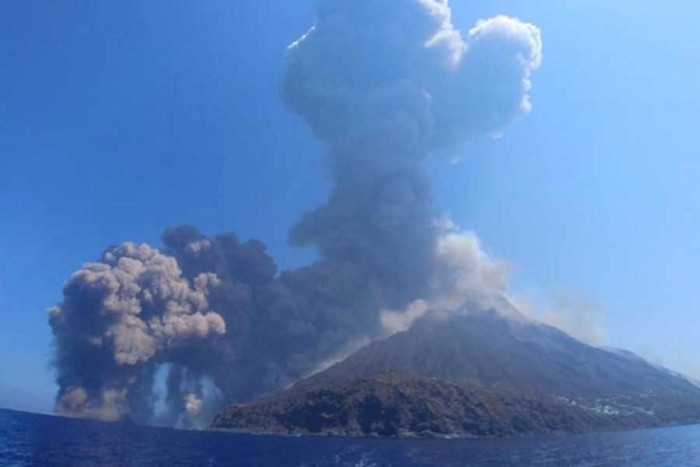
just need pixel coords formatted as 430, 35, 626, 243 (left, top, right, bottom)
2, 409, 700, 466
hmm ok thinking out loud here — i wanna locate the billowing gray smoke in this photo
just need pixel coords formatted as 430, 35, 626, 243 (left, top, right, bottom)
49, 0, 542, 427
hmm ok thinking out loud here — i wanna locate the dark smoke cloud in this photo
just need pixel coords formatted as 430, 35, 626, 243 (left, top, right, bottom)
283, 2, 541, 307
49, 0, 542, 426
49, 243, 224, 422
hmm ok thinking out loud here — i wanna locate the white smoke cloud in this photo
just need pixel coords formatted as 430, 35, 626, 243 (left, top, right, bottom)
184, 393, 204, 416
467, 16, 542, 99
381, 299, 431, 335
430, 231, 510, 310
441, 13, 542, 162
511, 291, 607, 346
687, 362, 700, 384
381, 224, 510, 335
303, 335, 374, 380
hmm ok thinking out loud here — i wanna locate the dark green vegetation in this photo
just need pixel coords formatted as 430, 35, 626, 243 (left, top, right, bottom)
211, 303, 700, 438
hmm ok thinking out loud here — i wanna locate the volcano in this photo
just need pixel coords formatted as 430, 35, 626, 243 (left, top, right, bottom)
211, 298, 700, 437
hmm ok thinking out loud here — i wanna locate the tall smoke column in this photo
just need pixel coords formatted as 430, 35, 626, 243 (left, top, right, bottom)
48, 0, 542, 426
283, 2, 541, 309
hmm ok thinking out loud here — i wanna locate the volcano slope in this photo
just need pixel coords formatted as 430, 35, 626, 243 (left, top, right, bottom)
211, 301, 700, 438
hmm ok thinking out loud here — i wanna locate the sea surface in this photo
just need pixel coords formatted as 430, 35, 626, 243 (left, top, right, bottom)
2, 409, 700, 466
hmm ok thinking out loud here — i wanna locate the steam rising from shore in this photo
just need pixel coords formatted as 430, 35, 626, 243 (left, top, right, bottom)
49, 0, 542, 426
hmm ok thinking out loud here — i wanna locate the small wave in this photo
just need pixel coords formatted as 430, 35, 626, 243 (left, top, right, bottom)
298, 448, 387, 467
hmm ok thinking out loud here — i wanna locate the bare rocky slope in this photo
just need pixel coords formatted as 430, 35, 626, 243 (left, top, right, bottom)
211, 300, 700, 437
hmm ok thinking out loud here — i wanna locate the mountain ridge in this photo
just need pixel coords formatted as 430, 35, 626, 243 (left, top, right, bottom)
291, 304, 698, 399
211, 299, 700, 437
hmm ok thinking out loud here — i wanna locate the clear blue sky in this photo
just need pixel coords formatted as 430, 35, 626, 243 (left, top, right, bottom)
1, 1, 699, 413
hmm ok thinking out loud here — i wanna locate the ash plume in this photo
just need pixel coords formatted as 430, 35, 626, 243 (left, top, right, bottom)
49, 0, 542, 426
49, 243, 225, 422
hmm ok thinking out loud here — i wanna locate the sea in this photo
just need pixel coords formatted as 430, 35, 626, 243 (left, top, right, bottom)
2, 409, 700, 466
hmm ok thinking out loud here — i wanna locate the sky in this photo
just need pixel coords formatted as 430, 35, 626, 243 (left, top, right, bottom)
1, 0, 699, 414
